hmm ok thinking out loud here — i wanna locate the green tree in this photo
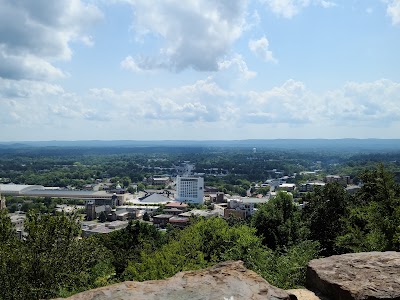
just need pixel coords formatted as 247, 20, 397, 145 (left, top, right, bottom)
122, 176, 131, 188
23, 211, 82, 299
94, 220, 165, 277
252, 192, 303, 250
123, 217, 264, 281
302, 183, 349, 256
0, 210, 116, 300
143, 211, 150, 221
0, 208, 15, 242
336, 164, 400, 252
253, 240, 320, 289
256, 186, 270, 196
99, 211, 107, 223
127, 186, 135, 194
137, 183, 146, 191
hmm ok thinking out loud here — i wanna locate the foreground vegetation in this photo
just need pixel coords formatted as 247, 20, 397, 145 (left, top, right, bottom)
1, 164, 400, 299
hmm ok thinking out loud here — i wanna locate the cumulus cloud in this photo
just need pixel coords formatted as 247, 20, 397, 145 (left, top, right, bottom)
218, 54, 257, 81
2, 77, 400, 139
261, 0, 336, 18
243, 79, 400, 126
0, 78, 64, 98
245, 79, 318, 124
0, 46, 67, 80
120, 56, 143, 72
386, 0, 400, 25
323, 79, 400, 124
123, 0, 249, 72
248, 37, 277, 63
0, 0, 102, 80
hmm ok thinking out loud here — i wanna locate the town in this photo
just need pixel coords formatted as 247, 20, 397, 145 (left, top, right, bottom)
0, 149, 370, 239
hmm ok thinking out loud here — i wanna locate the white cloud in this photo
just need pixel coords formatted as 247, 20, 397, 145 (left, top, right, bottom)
120, 56, 143, 72
386, 0, 400, 25
248, 37, 277, 63
80, 35, 95, 47
218, 54, 257, 81
322, 79, 400, 124
0, 49, 66, 80
2, 77, 400, 140
261, 0, 336, 18
244, 79, 400, 126
0, 78, 64, 98
319, 0, 336, 8
124, 0, 249, 72
0, 0, 102, 80
245, 79, 318, 124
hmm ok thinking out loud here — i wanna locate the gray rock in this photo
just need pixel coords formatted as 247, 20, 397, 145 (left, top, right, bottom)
54, 261, 290, 300
306, 251, 400, 300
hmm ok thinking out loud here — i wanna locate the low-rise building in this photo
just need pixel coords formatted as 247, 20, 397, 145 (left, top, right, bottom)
9, 213, 27, 240
325, 175, 351, 185
168, 216, 190, 228
152, 176, 170, 186
299, 182, 325, 192
224, 209, 246, 219
152, 214, 174, 228
224, 199, 255, 219
163, 208, 184, 215
81, 221, 129, 238
209, 192, 225, 203
278, 183, 296, 192
178, 209, 219, 219
165, 201, 188, 211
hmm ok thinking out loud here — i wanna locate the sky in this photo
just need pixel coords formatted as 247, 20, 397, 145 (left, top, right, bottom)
1, 0, 400, 141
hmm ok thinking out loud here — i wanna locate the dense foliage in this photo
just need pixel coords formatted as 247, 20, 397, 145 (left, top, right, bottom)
0, 211, 114, 299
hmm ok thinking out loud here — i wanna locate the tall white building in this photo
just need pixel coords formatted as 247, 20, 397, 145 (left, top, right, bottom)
0, 189, 5, 210
175, 175, 204, 204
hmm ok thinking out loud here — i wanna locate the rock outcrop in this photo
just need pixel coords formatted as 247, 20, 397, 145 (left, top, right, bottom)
307, 251, 400, 300
287, 289, 325, 300
55, 261, 290, 300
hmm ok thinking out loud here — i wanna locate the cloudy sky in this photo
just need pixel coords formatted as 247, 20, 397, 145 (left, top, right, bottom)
1, 0, 400, 141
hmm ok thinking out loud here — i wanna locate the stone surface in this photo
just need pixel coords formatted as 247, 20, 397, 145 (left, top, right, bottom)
287, 289, 324, 300
307, 251, 400, 300
55, 261, 290, 300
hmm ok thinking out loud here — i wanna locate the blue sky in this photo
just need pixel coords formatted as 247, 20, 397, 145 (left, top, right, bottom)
1, 0, 400, 141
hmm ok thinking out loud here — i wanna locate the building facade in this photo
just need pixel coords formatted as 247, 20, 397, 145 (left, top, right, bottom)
0, 190, 5, 210
175, 175, 204, 204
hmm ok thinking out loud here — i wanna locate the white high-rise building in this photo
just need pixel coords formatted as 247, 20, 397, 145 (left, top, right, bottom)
175, 175, 204, 204
0, 189, 5, 210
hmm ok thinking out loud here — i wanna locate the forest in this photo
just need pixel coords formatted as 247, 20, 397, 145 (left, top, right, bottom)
1, 144, 400, 299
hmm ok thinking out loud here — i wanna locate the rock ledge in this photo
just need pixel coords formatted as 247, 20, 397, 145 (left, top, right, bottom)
55, 260, 290, 300
307, 251, 400, 300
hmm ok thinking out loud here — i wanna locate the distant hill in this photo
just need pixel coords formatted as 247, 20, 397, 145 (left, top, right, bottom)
0, 139, 400, 152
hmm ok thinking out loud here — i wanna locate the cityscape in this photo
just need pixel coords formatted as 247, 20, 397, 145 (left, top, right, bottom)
1, 140, 400, 299
1, 0, 400, 299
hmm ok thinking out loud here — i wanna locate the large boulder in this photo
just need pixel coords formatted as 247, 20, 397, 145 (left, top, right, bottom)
55, 261, 290, 300
307, 251, 400, 300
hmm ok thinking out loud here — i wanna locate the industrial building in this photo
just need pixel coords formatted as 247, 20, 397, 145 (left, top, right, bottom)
0, 184, 126, 204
